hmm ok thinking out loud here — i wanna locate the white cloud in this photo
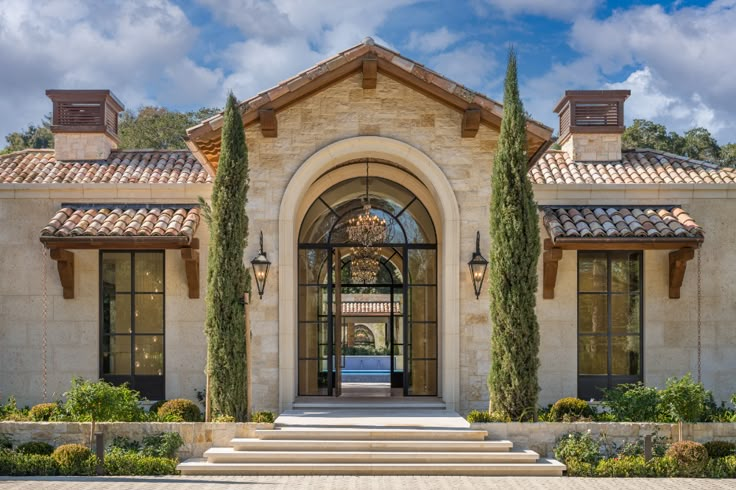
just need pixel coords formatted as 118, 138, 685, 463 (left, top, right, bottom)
428, 42, 498, 91
406, 27, 462, 53
0, 0, 224, 143
522, 1, 736, 142
476, 0, 599, 20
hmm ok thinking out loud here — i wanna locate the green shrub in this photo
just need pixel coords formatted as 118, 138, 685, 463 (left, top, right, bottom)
705, 455, 736, 478
141, 432, 184, 459
11, 453, 58, 476
595, 455, 649, 477
549, 397, 593, 422
0, 449, 14, 475
52, 443, 95, 476
554, 431, 600, 465
0, 396, 28, 421
16, 442, 54, 456
704, 440, 736, 459
29, 402, 60, 422
466, 409, 513, 423
658, 373, 711, 423
250, 411, 275, 423
158, 399, 201, 422
565, 458, 595, 476
666, 440, 709, 477
602, 383, 659, 421
108, 435, 141, 453
212, 414, 235, 423
64, 378, 143, 443
0, 434, 12, 450
646, 456, 679, 477
104, 451, 178, 476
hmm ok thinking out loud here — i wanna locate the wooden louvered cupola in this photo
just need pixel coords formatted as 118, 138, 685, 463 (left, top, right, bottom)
554, 90, 630, 162
46, 89, 125, 161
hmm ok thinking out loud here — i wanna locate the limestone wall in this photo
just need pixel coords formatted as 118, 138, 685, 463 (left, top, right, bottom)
53, 133, 117, 161
0, 185, 210, 407
0, 421, 273, 458
535, 186, 736, 406
242, 71, 498, 412
472, 421, 736, 458
561, 133, 622, 162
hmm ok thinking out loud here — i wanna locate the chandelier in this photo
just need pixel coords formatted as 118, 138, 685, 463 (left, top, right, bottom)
347, 162, 387, 283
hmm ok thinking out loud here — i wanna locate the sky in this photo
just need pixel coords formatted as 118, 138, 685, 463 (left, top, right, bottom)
1, 0, 735, 145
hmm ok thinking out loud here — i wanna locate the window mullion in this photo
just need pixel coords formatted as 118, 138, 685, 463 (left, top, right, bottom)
130, 252, 136, 384
607, 252, 613, 388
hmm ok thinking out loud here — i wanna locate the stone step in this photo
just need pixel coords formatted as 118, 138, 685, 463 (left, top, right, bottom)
292, 401, 447, 410
177, 458, 566, 476
204, 447, 538, 464
255, 428, 488, 441
230, 437, 513, 452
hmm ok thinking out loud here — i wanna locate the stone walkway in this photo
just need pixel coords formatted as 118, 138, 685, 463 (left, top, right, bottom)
1, 476, 734, 489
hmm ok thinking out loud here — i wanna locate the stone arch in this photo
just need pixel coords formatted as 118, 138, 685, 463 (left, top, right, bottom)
278, 136, 461, 410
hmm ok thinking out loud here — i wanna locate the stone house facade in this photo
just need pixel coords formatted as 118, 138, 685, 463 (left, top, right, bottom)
1, 40, 733, 414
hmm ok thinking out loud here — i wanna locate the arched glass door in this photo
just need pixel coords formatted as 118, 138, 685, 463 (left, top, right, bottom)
298, 174, 438, 396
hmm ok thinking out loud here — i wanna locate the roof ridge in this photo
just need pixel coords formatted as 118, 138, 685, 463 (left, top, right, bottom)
0, 148, 54, 159
626, 148, 720, 169
111, 149, 191, 154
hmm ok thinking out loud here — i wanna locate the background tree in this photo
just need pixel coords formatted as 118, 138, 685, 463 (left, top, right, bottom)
204, 93, 249, 421
2, 114, 53, 154
621, 119, 671, 152
487, 49, 541, 421
118, 106, 220, 149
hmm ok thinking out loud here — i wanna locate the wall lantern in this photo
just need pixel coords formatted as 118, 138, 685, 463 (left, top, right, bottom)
250, 231, 271, 299
468, 231, 488, 300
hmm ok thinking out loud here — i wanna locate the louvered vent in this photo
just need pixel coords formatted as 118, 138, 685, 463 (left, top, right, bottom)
554, 90, 630, 140
46, 90, 124, 141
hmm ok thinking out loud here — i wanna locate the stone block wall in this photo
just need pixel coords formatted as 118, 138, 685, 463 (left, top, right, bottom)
561, 133, 622, 162
53, 133, 117, 161
0, 421, 273, 458
472, 422, 736, 458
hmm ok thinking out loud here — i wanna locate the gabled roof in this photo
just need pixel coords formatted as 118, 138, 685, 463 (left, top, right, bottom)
0, 149, 211, 184
185, 38, 553, 168
530, 148, 736, 185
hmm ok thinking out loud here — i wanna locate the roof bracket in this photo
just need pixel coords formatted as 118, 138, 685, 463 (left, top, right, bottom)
259, 108, 277, 137
669, 247, 695, 299
181, 246, 200, 299
542, 242, 563, 299
50, 249, 75, 299
362, 55, 378, 89
461, 105, 481, 138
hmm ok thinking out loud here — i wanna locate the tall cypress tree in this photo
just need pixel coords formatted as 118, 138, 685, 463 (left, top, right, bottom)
487, 49, 541, 420
205, 93, 249, 421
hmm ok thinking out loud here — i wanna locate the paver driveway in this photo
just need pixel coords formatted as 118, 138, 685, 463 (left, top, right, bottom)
1, 476, 735, 489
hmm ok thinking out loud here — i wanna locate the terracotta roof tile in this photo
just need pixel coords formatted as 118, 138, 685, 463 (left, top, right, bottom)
543, 206, 704, 244
530, 149, 736, 185
41, 206, 200, 239
0, 149, 212, 184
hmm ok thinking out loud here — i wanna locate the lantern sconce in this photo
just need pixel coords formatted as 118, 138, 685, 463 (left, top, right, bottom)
250, 231, 271, 299
468, 231, 488, 300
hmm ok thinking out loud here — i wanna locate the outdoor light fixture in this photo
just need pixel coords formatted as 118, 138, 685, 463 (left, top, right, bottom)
468, 231, 488, 300
250, 231, 271, 299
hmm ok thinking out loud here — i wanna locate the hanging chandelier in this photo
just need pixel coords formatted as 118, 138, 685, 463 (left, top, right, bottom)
347, 162, 387, 283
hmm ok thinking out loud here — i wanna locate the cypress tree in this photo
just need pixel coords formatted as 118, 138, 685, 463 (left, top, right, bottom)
487, 49, 541, 420
205, 93, 249, 421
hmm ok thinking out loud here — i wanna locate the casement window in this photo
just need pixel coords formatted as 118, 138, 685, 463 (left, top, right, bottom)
577, 251, 643, 400
100, 251, 165, 400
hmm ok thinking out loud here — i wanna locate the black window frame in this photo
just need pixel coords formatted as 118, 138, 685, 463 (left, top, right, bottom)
577, 250, 644, 400
99, 250, 165, 400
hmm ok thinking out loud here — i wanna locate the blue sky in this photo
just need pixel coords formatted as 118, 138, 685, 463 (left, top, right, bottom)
1, 0, 734, 144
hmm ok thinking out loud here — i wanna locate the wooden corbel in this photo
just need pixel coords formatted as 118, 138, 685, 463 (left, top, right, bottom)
543, 246, 563, 299
462, 105, 481, 138
669, 247, 695, 299
50, 249, 75, 299
258, 108, 277, 137
180, 247, 200, 299
362, 55, 378, 89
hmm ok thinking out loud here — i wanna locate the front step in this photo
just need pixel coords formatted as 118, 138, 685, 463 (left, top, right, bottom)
255, 428, 487, 441
177, 459, 566, 476
231, 438, 513, 452
204, 447, 539, 464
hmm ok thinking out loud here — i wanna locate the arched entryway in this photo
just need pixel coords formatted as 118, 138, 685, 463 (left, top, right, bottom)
278, 136, 461, 411
297, 172, 438, 397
